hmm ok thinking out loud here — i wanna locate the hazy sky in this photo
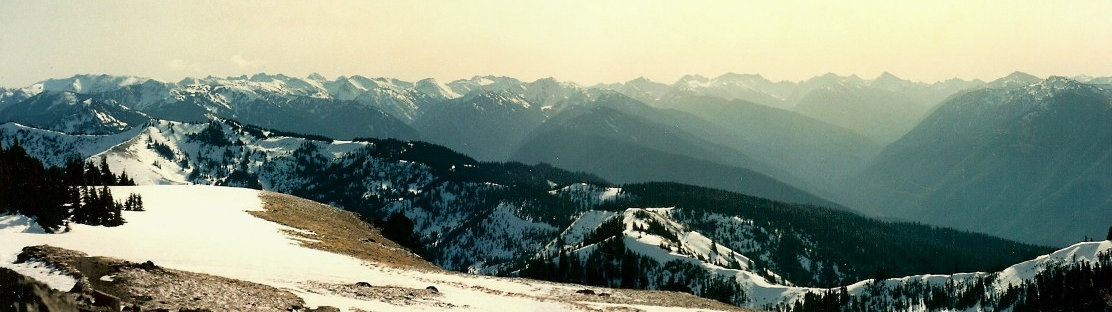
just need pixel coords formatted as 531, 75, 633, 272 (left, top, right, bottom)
2, 0, 1110, 87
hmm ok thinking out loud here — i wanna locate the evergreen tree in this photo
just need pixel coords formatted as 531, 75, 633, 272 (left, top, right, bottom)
132, 193, 144, 211
98, 186, 124, 226
35, 167, 69, 233
84, 162, 101, 185
118, 171, 135, 186
98, 157, 116, 185
63, 158, 85, 186
381, 212, 424, 256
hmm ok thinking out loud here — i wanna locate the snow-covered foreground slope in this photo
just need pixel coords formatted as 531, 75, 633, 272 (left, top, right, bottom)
0, 185, 741, 311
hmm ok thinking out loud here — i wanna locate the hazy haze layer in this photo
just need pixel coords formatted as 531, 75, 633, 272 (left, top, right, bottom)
2, 0, 1110, 87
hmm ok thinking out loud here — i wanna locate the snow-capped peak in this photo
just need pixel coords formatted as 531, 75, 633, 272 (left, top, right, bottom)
415, 78, 461, 100
32, 74, 151, 95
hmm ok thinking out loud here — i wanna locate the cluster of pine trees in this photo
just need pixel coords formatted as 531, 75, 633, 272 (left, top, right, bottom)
0, 140, 142, 233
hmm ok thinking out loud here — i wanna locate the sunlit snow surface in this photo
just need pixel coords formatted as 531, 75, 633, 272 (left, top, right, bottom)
0, 185, 718, 311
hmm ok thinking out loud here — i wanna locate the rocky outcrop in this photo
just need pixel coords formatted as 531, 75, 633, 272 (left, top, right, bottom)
0, 267, 80, 312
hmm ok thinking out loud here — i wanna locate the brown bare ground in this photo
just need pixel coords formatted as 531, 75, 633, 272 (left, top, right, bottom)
16, 245, 307, 311
555, 287, 752, 311
252, 191, 437, 270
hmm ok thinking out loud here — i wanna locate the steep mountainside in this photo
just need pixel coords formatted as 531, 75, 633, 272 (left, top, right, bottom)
651, 92, 882, 191
414, 91, 545, 160
852, 77, 1112, 245
0, 91, 149, 134
510, 105, 832, 207
792, 85, 934, 144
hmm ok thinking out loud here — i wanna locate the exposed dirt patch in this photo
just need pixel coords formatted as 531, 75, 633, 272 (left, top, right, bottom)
302, 281, 462, 309
16, 245, 308, 311
253, 191, 435, 270
554, 287, 751, 311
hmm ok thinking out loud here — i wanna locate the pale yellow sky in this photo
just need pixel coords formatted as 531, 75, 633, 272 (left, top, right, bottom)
1, 0, 1110, 87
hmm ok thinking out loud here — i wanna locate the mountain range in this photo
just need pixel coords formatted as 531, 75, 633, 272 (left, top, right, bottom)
2, 71, 1108, 246
1, 69, 1111, 309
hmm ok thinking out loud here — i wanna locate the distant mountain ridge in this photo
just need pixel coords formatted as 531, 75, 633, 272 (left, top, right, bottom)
0, 73, 848, 207
850, 76, 1112, 245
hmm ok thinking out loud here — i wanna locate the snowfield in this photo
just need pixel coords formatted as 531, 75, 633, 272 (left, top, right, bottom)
0, 185, 738, 311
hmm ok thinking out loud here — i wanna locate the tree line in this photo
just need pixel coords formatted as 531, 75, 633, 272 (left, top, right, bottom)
0, 140, 143, 233
780, 249, 1112, 311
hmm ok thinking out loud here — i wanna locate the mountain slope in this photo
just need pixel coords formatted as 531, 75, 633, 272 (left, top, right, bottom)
1, 185, 745, 311
792, 85, 934, 144
851, 77, 1112, 245
509, 92, 831, 206
652, 92, 882, 190
783, 241, 1112, 311
0, 91, 150, 134
1, 119, 1058, 310
512, 129, 833, 207
414, 91, 545, 160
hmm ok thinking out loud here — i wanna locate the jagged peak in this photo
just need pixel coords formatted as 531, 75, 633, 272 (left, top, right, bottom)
415, 78, 460, 99
248, 72, 272, 82
528, 77, 579, 90
34, 74, 152, 95
676, 74, 709, 83
1028, 75, 1088, 92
